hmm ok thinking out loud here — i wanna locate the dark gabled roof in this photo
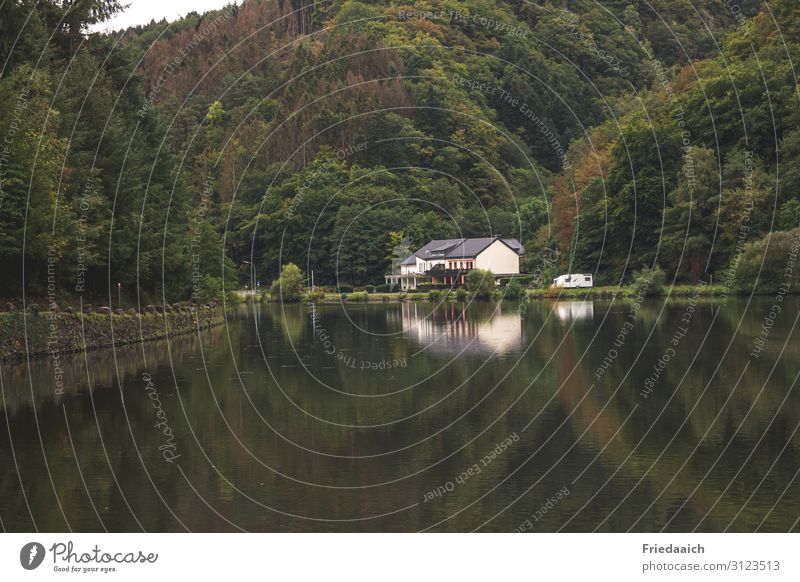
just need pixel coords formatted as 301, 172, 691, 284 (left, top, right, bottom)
503, 238, 525, 254
416, 239, 463, 256
400, 238, 461, 264
445, 237, 501, 258
430, 241, 460, 253
401, 237, 525, 264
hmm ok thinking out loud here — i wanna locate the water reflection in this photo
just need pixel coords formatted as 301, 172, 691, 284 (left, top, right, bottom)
0, 324, 229, 414
399, 302, 524, 356
0, 299, 798, 532
551, 300, 595, 323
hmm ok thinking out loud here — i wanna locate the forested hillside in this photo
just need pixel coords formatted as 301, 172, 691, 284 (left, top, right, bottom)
555, 0, 800, 288
2, 0, 793, 301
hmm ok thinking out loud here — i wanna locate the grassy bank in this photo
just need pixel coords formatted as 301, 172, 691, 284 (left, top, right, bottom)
525, 284, 729, 300
257, 283, 731, 305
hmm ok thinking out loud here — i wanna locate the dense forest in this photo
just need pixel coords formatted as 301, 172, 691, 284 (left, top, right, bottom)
1, 0, 796, 301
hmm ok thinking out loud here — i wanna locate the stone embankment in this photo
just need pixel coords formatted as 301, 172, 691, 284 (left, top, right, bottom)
0, 302, 223, 360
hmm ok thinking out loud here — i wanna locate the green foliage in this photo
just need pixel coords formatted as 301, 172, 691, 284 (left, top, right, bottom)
197, 275, 223, 303
561, 0, 799, 287
455, 288, 468, 301
306, 290, 326, 302
348, 291, 369, 302
206, 100, 224, 124
503, 280, 524, 300
427, 289, 443, 302
778, 200, 800, 231
733, 229, 800, 294
661, 147, 721, 281
225, 291, 243, 306
604, 118, 683, 274
467, 269, 495, 300
0, 0, 777, 302
632, 265, 666, 296
138, 0, 749, 290
270, 263, 304, 302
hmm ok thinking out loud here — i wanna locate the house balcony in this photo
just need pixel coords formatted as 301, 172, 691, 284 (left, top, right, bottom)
385, 265, 476, 290
425, 265, 471, 286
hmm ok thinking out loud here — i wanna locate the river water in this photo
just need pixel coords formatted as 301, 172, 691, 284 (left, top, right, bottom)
1, 298, 798, 531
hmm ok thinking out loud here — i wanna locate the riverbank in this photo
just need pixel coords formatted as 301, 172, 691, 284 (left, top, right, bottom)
260, 284, 732, 304
0, 304, 224, 361
525, 284, 729, 300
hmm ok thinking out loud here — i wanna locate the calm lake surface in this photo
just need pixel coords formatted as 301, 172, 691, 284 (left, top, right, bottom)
1, 298, 799, 532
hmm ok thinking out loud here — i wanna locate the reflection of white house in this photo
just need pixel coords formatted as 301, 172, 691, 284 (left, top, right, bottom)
385, 237, 524, 291
552, 301, 595, 322
399, 303, 523, 356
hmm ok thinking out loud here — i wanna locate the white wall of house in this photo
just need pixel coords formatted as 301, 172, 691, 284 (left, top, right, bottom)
474, 240, 520, 274
400, 256, 438, 274
420, 257, 444, 272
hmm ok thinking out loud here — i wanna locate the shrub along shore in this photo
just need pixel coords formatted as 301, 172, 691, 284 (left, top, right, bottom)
0, 302, 223, 361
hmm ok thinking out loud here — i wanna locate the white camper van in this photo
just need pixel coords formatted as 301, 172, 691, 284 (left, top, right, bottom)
552, 274, 594, 288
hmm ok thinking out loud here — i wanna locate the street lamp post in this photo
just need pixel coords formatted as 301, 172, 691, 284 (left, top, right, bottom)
241, 260, 253, 294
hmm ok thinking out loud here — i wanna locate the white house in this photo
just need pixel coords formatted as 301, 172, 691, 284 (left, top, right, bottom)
385, 237, 524, 290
